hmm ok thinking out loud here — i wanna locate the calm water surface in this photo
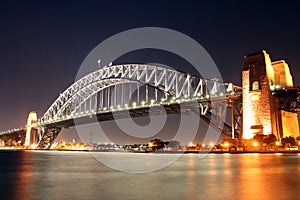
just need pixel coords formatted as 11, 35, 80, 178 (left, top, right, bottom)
1, 151, 300, 200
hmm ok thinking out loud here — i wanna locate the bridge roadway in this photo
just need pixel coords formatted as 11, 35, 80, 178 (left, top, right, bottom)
40, 97, 224, 128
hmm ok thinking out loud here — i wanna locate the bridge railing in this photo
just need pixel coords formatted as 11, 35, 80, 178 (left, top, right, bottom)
0, 127, 25, 136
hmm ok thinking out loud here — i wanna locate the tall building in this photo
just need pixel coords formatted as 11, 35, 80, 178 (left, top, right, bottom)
242, 50, 299, 139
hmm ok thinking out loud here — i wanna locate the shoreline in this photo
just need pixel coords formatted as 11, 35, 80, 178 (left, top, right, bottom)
1, 148, 300, 154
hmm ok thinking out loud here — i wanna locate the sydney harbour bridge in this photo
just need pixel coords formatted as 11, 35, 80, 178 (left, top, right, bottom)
0, 50, 299, 149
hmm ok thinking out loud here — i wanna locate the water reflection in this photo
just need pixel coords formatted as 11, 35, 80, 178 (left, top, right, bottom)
14, 151, 34, 200
1, 151, 300, 199
234, 154, 300, 199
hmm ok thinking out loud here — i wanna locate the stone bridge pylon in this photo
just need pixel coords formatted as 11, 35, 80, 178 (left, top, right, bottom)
242, 50, 299, 140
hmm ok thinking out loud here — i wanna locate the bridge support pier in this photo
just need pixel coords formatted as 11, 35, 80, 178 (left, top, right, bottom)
24, 111, 38, 148
242, 50, 299, 140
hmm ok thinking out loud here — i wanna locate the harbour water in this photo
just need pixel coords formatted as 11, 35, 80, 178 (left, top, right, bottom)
1, 151, 300, 200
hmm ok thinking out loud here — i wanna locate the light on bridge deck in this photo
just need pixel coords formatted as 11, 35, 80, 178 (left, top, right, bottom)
132, 102, 137, 108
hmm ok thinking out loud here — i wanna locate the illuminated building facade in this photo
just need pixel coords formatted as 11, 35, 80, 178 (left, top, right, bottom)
242, 50, 299, 139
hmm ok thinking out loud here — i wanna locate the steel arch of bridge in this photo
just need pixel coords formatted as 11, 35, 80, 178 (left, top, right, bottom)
40, 64, 234, 123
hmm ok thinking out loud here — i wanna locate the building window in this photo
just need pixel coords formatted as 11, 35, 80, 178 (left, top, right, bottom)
270, 79, 274, 87
252, 81, 259, 91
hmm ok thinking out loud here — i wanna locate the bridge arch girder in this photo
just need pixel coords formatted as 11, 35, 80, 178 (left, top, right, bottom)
41, 64, 228, 122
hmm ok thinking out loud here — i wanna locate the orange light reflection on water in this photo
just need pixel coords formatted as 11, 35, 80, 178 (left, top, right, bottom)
14, 151, 34, 200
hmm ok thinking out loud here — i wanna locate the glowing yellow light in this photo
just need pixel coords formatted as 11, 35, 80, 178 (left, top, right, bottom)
148, 142, 153, 148
253, 141, 258, 147
188, 142, 195, 147
224, 142, 229, 147
276, 141, 280, 146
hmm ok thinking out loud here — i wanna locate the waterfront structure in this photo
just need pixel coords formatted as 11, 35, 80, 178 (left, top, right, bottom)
0, 51, 299, 148
1, 64, 240, 149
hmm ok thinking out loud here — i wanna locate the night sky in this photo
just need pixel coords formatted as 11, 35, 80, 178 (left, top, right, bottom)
0, 1, 299, 135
